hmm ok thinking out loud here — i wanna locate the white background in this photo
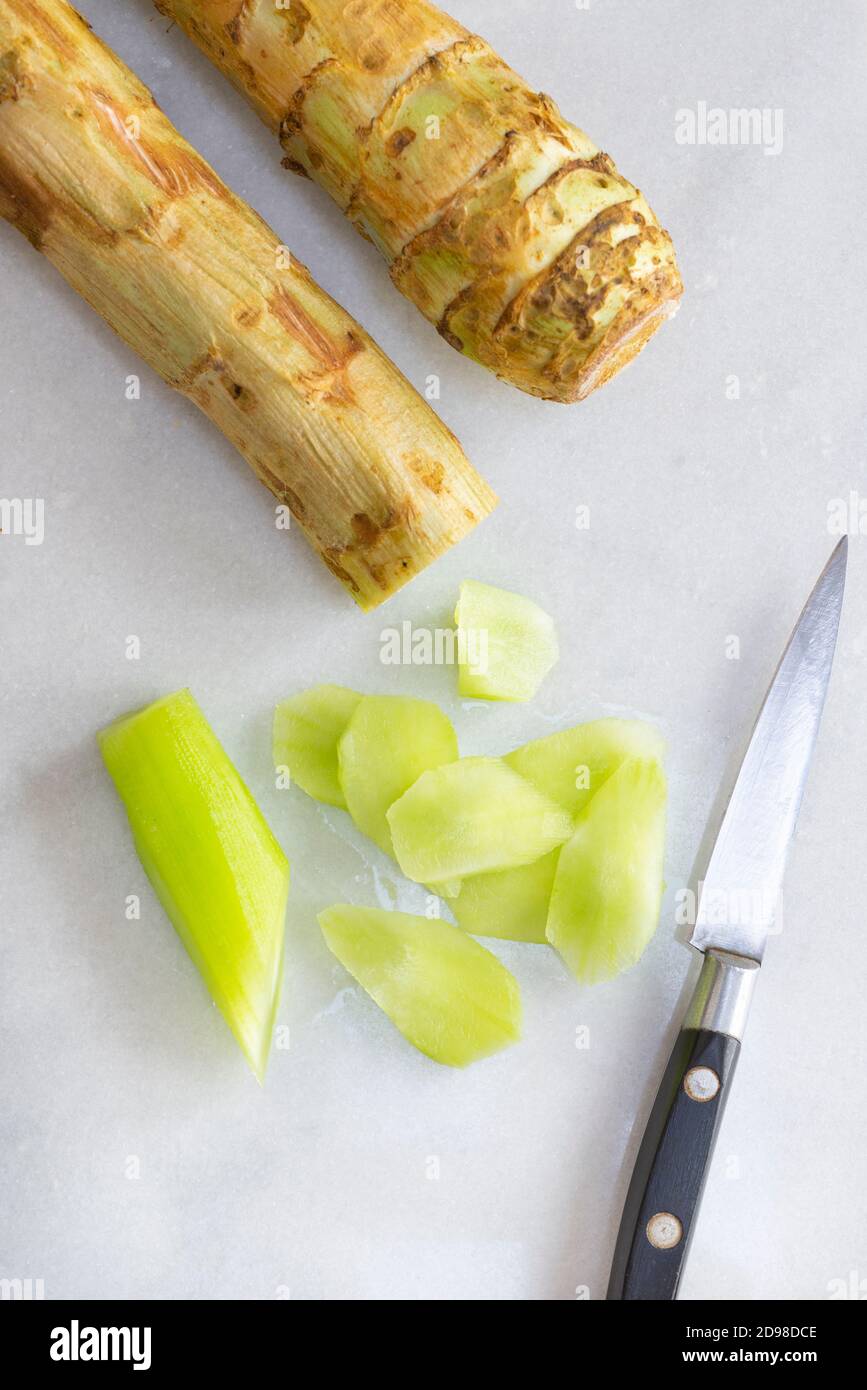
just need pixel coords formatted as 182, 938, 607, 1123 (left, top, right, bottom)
2, 0, 866, 1301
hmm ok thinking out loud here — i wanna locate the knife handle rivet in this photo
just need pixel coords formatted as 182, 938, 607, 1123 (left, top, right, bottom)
646, 1212, 683, 1250
684, 1065, 721, 1102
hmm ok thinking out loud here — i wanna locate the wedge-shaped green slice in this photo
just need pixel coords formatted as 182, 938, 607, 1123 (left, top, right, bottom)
455, 579, 559, 701
98, 689, 289, 1082
547, 757, 666, 984
451, 851, 559, 943
505, 718, 665, 817
319, 904, 521, 1066
388, 756, 573, 886
273, 684, 361, 808
338, 694, 458, 856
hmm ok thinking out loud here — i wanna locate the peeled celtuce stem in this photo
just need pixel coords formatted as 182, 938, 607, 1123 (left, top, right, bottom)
98, 689, 290, 1082
0, 0, 495, 609
155, 0, 682, 403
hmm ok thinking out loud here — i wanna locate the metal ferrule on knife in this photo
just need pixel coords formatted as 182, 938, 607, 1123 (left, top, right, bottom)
684, 949, 760, 1042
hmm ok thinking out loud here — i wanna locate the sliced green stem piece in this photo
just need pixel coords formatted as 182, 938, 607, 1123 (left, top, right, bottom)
546, 756, 666, 984
99, 689, 289, 1082
505, 718, 665, 817
388, 756, 573, 886
451, 851, 559, 944
319, 904, 521, 1066
455, 579, 558, 702
273, 684, 361, 808
338, 694, 458, 856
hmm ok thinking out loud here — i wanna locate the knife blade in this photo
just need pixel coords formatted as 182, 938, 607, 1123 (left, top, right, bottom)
691, 536, 848, 961
607, 538, 848, 1301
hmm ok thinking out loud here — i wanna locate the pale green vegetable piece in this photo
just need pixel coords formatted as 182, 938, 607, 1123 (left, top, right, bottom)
505, 718, 665, 817
338, 694, 458, 856
453, 720, 664, 942
455, 579, 559, 701
451, 851, 559, 943
98, 689, 289, 1083
547, 757, 666, 984
319, 904, 521, 1067
273, 684, 361, 808
388, 756, 573, 886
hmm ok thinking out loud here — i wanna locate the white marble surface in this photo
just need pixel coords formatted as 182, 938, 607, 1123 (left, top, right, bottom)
2, 0, 866, 1302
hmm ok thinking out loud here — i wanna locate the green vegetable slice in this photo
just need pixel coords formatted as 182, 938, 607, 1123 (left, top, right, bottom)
453, 722, 663, 942
505, 718, 665, 817
451, 851, 559, 943
319, 904, 521, 1067
546, 757, 666, 983
387, 756, 573, 885
455, 579, 559, 701
273, 684, 361, 808
338, 694, 458, 856
98, 689, 289, 1082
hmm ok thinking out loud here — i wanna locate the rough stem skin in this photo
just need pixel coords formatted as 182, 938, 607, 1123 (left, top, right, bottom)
0, 0, 495, 610
155, 0, 683, 403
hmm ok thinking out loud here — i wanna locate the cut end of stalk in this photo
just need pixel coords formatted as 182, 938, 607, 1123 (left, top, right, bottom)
550, 287, 683, 406
321, 468, 497, 612
436, 194, 684, 405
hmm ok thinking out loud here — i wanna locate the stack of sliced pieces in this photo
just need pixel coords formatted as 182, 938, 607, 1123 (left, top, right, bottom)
274, 687, 667, 991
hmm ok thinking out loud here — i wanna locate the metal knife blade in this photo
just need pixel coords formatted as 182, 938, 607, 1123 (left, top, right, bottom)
690, 537, 848, 963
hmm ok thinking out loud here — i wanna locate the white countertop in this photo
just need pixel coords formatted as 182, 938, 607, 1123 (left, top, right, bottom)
2, 0, 866, 1301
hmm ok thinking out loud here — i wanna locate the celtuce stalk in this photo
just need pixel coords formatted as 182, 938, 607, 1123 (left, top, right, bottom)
155, 0, 682, 402
0, 0, 495, 609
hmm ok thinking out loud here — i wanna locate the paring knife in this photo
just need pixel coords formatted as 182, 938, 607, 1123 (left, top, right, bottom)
607, 538, 848, 1301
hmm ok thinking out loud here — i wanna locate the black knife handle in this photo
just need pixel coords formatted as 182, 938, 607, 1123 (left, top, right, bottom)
607, 950, 759, 1301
